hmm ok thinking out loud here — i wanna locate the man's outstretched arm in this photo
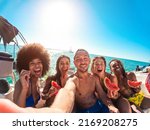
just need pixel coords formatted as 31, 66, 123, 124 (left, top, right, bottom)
0, 78, 76, 113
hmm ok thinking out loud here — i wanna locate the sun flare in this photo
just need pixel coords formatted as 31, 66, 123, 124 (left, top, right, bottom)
38, 0, 80, 50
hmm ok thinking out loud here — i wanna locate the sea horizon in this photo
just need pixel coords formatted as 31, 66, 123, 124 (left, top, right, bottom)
0, 43, 149, 73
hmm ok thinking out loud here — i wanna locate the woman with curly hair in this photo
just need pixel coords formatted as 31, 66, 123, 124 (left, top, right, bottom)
13, 43, 50, 107
42, 55, 71, 106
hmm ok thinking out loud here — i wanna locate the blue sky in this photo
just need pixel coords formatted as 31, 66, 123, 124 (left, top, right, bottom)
0, 0, 150, 62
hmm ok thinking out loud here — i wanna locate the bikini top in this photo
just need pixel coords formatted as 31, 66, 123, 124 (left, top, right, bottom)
25, 79, 40, 107
26, 94, 40, 107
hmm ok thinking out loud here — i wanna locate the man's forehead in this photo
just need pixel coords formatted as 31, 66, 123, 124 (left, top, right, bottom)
74, 50, 89, 58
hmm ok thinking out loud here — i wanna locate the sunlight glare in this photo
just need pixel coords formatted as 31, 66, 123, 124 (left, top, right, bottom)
38, 0, 79, 50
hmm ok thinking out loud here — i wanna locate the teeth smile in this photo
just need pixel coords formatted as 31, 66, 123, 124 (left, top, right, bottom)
34, 70, 41, 74
97, 70, 102, 72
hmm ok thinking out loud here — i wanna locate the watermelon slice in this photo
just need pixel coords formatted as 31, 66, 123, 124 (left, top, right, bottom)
104, 77, 119, 91
104, 77, 119, 99
127, 80, 142, 88
51, 81, 61, 89
49, 81, 61, 97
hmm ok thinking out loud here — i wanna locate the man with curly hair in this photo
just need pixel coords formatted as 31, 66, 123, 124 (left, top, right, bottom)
13, 43, 50, 107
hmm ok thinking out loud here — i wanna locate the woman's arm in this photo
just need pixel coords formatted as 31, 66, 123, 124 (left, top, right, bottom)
95, 77, 119, 113
13, 80, 28, 107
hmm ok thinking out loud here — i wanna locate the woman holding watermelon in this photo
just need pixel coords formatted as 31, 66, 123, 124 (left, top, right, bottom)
109, 59, 150, 112
42, 55, 71, 106
91, 56, 132, 113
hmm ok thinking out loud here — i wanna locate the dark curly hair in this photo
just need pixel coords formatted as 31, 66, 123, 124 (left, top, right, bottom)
16, 43, 50, 77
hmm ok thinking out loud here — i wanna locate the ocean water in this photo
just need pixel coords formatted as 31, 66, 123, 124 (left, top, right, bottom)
0, 43, 150, 81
